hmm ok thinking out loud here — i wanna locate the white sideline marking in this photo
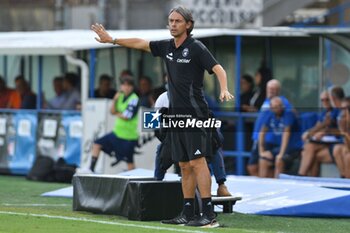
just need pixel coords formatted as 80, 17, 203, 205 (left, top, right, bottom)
0, 211, 209, 233
2, 203, 70, 207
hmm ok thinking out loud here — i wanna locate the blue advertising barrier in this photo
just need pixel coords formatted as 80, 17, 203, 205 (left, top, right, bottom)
60, 113, 82, 166
8, 112, 37, 175
0, 110, 82, 175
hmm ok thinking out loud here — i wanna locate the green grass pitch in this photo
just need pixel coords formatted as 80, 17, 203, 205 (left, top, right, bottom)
0, 175, 349, 233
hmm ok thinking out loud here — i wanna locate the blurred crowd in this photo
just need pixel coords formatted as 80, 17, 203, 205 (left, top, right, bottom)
240, 64, 350, 179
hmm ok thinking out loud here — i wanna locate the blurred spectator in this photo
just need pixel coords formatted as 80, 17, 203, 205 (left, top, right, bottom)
334, 97, 350, 178
15, 75, 37, 109
0, 76, 21, 109
138, 75, 154, 107
298, 87, 344, 176
94, 74, 116, 99
333, 97, 350, 178
239, 74, 255, 150
260, 80, 293, 111
46, 76, 65, 109
90, 76, 139, 171
59, 73, 81, 110
258, 96, 302, 178
248, 66, 272, 112
329, 86, 345, 110
240, 74, 254, 112
247, 79, 293, 176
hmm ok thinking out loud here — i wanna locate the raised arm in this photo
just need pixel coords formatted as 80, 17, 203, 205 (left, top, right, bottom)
212, 64, 234, 102
91, 23, 151, 52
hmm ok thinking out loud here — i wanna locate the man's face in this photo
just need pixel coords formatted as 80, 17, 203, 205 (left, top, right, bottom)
15, 80, 26, 95
100, 80, 111, 93
240, 78, 251, 93
53, 80, 64, 95
168, 11, 189, 38
270, 98, 284, 116
267, 84, 279, 99
120, 83, 133, 95
62, 79, 69, 90
320, 93, 331, 108
139, 79, 151, 95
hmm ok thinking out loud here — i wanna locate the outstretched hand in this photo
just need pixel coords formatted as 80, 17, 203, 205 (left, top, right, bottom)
91, 23, 113, 44
219, 90, 234, 102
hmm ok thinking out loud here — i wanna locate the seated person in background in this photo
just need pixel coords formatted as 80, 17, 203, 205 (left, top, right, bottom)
301, 91, 335, 141
298, 87, 344, 176
0, 76, 21, 109
259, 96, 302, 178
240, 74, 255, 112
330, 97, 350, 178
247, 79, 293, 176
15, 75, 37, 109
137, 76, 154, 108
94, 74, 116, 99
90, 76, 139, 171
46, 76, 65, 109
59, 73, 81, 110
246, 65, 272, 112
153, 91, 231, 196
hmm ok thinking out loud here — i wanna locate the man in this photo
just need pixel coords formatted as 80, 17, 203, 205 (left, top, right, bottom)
298, 86, 343, 176
90, 76, 139, 171
94, 74, 116, 99
15, 75, 37, 109
259, 96, 302, 178
333, 97, 350, 178
0, 76, 21, 109
60, 73, 81, 110
137, 75, 154, 107
46, 76, 65, 109
247, 79, 293, 176
91, 6, 233, 228
334, 97, 350, 178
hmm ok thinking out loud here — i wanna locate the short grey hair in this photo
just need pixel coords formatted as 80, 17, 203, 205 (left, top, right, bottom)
169, 6, 194, 36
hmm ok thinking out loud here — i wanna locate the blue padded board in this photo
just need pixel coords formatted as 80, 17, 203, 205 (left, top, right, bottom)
226, 175, 350, 217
